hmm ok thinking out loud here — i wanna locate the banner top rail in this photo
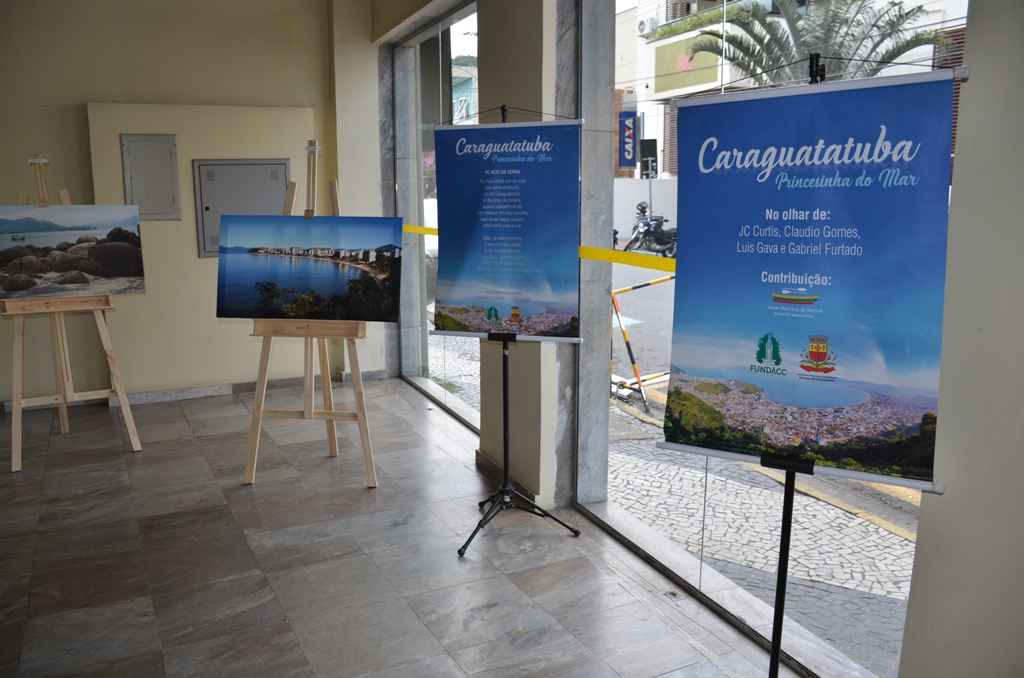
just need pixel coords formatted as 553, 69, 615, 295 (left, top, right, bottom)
434, 119, 583, 132
676, 69, 954, 110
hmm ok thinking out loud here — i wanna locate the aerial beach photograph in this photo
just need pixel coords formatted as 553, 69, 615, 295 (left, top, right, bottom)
216, 214, 402, 321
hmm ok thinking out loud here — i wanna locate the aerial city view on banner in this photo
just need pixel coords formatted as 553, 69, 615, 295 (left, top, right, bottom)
433, 121, 582, 339
663, 74, 953, 483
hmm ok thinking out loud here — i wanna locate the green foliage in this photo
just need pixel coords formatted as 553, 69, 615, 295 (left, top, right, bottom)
664, 384, 937, 481
435, 312, 472, 332
253, 258, 401, 322
738, 382, 762, 395
689, 0, 944, 85
649, 5, 743, 41
694, 381, 731, 395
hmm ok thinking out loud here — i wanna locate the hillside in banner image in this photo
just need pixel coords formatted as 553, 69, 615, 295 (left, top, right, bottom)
663, 377, 936, 481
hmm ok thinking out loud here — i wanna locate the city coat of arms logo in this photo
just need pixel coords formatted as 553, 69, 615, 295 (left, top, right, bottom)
800, 335, 836, 374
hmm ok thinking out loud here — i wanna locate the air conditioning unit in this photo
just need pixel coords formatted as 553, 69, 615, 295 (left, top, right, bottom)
637, 15, 660, 35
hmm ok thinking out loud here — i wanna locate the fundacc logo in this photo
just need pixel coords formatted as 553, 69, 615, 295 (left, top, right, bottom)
751, 333, 786, 376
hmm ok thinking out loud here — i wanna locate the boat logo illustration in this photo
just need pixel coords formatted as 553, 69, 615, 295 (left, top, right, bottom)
800, 335, 836, 374
772, 288, 818, 305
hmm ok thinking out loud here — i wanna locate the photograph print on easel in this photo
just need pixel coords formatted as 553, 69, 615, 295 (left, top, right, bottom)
216, 214, 403, 321
0, 205, 144, 299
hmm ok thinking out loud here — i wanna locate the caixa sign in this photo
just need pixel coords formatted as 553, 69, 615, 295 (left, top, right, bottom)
619, 111, 637, 167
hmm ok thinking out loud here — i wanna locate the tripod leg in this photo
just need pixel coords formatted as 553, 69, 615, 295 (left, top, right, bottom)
458, 494, 503, 558
478, 487, 504, 511
510, 488, 581, 537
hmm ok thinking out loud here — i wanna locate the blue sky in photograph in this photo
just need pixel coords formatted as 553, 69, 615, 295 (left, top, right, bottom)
434, 123, 581, 309
0, 205, 138, 229
670, 78, 953, 394
219, 215, 402, 250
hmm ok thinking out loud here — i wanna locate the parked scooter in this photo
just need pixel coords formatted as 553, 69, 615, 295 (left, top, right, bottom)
622, 202, 676, 258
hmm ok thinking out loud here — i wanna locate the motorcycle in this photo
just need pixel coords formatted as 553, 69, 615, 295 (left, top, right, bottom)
622, 202, 677, 258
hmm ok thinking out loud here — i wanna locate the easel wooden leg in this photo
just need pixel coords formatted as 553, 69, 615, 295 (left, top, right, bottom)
11, 316, 25, 473
93, 310, 141, 452
346, 338, 377, 488
318, 338, 339, 457
303, 337, 314, 419
49, 313, 70, 434
244, 336, 273, 485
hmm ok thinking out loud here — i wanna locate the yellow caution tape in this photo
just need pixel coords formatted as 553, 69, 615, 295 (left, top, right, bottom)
403, 224, 439, 236
578, 246, 677, 273
401, 228, 676, 274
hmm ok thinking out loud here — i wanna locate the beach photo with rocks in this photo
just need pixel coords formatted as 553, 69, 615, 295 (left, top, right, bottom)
0, 205, 144, 299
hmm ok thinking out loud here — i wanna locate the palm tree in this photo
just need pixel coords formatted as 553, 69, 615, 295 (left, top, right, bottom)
689, 0, 943, 86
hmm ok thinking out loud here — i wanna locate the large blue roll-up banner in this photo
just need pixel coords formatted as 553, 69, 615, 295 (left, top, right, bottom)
661, 72, 954, 490
433, 121, 581, 342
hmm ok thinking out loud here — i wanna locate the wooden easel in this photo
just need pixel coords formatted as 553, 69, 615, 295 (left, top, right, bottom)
4, 158, 141, 472
243, 140, 377, 487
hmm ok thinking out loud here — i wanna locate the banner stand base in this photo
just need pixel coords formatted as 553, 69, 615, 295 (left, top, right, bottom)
760, 453, 815, 678
457, 332, 581, 557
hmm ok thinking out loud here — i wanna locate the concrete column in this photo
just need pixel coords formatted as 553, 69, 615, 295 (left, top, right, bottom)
474, 0, 582, 507
898, 2, 1024, 676
575, 0, 615, 504
395, 44, 429, 378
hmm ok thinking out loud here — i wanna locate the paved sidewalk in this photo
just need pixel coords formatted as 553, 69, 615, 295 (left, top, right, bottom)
606, 406, 916, 677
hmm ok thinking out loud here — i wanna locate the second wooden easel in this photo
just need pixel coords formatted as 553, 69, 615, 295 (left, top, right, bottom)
243, 140, 377, 487
4, 158, 141, 472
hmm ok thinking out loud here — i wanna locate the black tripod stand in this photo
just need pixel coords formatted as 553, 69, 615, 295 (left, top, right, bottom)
458, 333, 580, 558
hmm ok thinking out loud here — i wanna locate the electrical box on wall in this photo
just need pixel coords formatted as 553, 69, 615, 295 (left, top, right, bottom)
192, 159, 290, 258
120, 133, 181, 220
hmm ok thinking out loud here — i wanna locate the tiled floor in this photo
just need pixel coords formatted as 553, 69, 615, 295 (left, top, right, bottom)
0, 379, 797, 678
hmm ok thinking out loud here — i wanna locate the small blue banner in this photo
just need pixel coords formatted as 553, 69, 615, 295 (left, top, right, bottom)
434, 121, 582, 340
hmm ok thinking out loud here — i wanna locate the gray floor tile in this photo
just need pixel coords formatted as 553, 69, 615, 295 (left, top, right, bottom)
137, 420, 193, 444
129, 453, 213, 491
154, 571, 313, 678
28, 550, 149, 617
246, 518, 362, 573
132, 480, 225, 520
32, 519, 140, 571
190, 415, 252, 438
471, 526, 586, 575
140, 505, 258, 598
18, 597, 161, 677
657, 658, 729, 677
37, 485, 135, 531
0, 533, 34, 579
369, 535, 500, 597
42, 466, 129, 500
182, 395, 250, 421
353, 654, 465, 678
467, 655, 620, 678
289, 599, 443, 678
407, 575, 559, 651
448, 623, 589, 676
507, 555, 637, 623
560, 601, 707, 678
269, 554, 398, 620
334, 507, 457, 553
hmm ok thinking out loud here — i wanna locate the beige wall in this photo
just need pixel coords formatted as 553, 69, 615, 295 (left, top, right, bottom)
370, 0, 432, 42
87, 103, 316, 392
899, 2, 1024, 676
0, 0, 392, 399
